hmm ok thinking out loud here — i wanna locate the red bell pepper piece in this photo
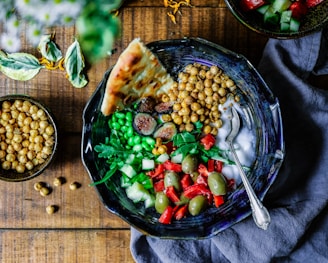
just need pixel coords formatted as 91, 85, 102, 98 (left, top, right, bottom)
208, 159, 215, 173
181, 174, 193, 190
165, 186, 180, 203
200, 133, 216, 150
163, 160, 182, 172
174, 204, 188, 220
153, 179, 165, 192
159, 206, 174, 224
306, 0, 324, 8
213, 195, 225, 208
289, 1, 308, 19
147, 163, 165, 179
183, 184, 212, 199
215, 160, 223, 173
240, 0, 266, 11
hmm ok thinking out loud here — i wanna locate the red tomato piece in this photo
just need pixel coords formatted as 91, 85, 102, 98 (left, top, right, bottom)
213, 195, 225, 208
147, 163, 165, 179
183, 184, 212, 199
181, 174, 193, 190
215, 160, 223, 173
208, 159, 215, 172
163, 160, 182, 172
240, 0, 266, 11
159, 206, 174, 224
289, 1, 308, 19
198, 163, 210, 177
200, 134, 216, 150
153, 179, 165, 192
165, 186, 180, 203
174, 205, 188, 220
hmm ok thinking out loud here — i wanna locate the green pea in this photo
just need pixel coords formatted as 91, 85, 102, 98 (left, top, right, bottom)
164, 171, 181, 191
155, 192, 170, 214
188, 195, 207, 216
127, 127, 134, 137
125, 111, 133, 121
118, 118, 125, 126
142, 136, 156, 146
128, 137, 134, 146
121, 126, 128, 132
142, 141, 152, 152
115, 112, 125, 119
111, 122, 121, 130
208, 172, 227, 195
133, 135, 141, 145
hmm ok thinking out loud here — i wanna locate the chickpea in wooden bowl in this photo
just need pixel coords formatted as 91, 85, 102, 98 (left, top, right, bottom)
0, 95, 58, 182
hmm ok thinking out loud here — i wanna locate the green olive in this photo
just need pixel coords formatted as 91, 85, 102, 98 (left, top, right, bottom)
164, 171, 181, 191
188, 195, 207, 216
181, 154, 198, 174
208, 172, 227, 196
155, 192, 170, 214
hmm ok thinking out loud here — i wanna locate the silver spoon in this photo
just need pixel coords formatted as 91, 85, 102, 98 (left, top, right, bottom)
226, 107, 271, 230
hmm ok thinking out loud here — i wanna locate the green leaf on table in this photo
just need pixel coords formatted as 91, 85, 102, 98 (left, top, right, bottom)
37, 34, 63, 62
64, 39, 88, 88
0, 51, 43, 81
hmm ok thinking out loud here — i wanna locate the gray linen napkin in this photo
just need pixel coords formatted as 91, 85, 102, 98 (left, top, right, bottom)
130, 29, 328, 263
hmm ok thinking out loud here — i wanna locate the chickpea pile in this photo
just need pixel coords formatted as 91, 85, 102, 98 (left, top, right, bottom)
0, 99, 55, 174
161, 63, 240, 135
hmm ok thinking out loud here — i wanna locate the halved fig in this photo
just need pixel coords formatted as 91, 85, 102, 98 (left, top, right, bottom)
155, 101, 173, 114
153, 122, 177, 141
133, 113, 157, 136
136, 97, 156, 113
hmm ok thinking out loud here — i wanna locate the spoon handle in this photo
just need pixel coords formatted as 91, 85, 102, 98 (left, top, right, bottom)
229, 142, 271, 230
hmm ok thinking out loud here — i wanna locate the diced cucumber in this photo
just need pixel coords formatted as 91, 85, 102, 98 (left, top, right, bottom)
142, 159, 155, 170
280, 10, 292, 23
290, 18, 300, 32
264, 6, 280, 25
119, 163, 137, 178
271, 0, 291, 12
256, 4, 270, 15
120, 173, 132, 188
126, 182, 148, 203
125, 182, 155, 208
280, 22, 290, 32
125, 153, 137, 165
156, 153, 170, 163
171, 153, 183, 164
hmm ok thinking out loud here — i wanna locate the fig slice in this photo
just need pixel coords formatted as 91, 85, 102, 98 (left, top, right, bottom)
133, 113, 157, 136
153, 122, 177, 141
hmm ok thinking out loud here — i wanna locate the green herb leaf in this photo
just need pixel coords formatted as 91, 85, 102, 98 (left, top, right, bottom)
38, 34, 63, 62
64, 39, 88, 88
0, 50, 43, 81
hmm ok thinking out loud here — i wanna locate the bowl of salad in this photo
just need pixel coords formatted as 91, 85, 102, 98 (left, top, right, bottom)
81, 38, 285, 239
224, 0, 328, 38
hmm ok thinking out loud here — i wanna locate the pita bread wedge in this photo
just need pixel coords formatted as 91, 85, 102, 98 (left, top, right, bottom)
101, 38, 174, 116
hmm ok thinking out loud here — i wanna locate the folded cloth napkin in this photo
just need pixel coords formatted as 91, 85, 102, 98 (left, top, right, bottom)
130, 29, 328, 263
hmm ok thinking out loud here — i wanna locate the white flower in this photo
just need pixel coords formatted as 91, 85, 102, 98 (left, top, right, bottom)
0, 33, 21, 53
4, 14, 21, 36
26, 23, 44, 46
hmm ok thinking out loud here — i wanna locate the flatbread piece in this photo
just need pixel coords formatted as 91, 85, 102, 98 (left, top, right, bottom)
101, 38, 174, 116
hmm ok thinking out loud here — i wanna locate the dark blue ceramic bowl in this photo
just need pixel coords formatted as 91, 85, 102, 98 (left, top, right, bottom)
224, 0, 328, 39
81, 38, 285, 239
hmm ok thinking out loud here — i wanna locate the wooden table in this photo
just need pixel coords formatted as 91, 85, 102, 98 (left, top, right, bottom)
0, 1, 269, 262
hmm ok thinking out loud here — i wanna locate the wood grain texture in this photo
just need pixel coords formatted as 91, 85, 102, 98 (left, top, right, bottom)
0, 230, 134, 263
0, 2, 269, 262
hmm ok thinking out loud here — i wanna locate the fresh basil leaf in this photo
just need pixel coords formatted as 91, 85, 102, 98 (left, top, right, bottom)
64, 39, 88, 88
37, 34, 62, 62
0, 50, 43, 81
